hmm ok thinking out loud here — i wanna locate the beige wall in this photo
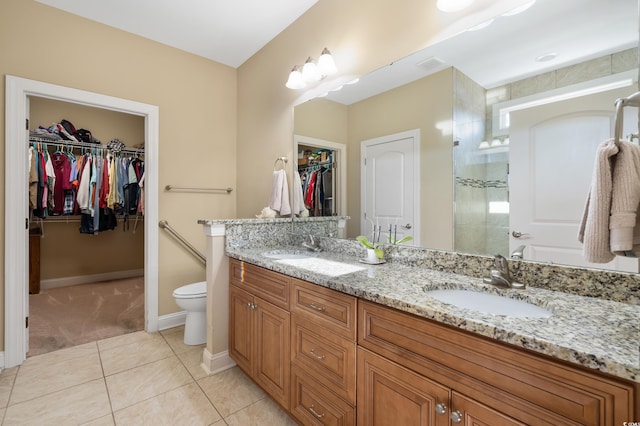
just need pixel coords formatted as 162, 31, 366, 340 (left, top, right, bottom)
347, 69, 454, 248
1, 0, 237, 349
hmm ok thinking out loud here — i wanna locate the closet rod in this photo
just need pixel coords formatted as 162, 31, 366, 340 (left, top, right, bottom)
165, 185, 233, 194
28, 137, 145, 155
158, 220, 206, 264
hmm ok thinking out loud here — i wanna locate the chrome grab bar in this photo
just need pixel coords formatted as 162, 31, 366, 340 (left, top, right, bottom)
165, 185, 232, 194
158, 220, 206, 264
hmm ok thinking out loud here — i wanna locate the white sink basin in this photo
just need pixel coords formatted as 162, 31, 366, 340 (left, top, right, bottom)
426, 289, 551, 318
262, 250, 315, 260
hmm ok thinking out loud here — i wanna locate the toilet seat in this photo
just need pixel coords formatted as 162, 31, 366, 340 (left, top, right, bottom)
173, 281, 206, 299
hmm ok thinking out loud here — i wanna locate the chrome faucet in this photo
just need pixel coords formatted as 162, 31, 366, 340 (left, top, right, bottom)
483, 254, 525, 289
301, 234, 322, 252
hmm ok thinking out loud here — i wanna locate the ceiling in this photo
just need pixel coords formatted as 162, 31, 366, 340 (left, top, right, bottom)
35, 0, 318, 68
36, 0, 637, 104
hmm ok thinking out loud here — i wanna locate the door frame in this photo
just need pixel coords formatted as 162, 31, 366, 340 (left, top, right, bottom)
360, 129, 421, 245
294, 134, 347, 217
5, 75, 159, 368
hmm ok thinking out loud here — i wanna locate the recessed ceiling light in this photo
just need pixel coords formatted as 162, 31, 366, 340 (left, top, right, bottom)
535, 52, 557, 62
437, 0, 474, 13
502, 0, 536, 16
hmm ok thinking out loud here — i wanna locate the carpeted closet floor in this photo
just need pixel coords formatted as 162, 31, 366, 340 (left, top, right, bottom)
27, 276, 145, 357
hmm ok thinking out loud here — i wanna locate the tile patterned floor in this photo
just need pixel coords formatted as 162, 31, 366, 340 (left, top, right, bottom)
0, 327, 298, 425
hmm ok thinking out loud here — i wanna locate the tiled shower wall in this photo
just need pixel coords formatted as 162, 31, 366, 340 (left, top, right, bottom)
453, 70, 509, 257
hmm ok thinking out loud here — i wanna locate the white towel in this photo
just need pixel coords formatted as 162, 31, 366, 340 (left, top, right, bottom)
292, 171, 306, 215
268, 169, 291, 216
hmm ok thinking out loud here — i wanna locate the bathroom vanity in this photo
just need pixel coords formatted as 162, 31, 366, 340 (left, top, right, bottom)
199, 218, 638, 425
227, 254, 637, 425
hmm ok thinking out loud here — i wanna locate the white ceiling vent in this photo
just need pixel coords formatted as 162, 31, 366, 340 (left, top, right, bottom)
416, 56, 446, 73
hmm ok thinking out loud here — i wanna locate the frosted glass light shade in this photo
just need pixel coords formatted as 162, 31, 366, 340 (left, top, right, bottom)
317, 48, 337, 76
302, 58, 322, 82
286, 67, 306, 89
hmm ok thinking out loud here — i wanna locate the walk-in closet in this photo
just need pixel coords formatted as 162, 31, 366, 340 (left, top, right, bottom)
27, 97, 146, 356
297, 143, 337, 216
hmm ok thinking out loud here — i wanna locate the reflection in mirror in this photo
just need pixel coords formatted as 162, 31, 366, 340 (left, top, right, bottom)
293, 0, 639, 272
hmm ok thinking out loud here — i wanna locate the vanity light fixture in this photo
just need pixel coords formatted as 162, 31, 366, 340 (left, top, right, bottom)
317, 48, 337, 76
285, 65, 306, 89
286, 48, 338, 89
437, 0, 473, 12
302, 57, 322, 82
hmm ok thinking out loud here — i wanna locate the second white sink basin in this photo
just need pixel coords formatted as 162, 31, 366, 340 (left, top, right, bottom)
426, 289, 551, 318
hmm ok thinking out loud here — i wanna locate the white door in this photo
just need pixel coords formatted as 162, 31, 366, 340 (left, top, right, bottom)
509, 86, 639, 272
361, 130, 420, 246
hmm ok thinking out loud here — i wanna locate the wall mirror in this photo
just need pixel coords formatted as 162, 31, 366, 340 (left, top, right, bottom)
293, 0, 639, 273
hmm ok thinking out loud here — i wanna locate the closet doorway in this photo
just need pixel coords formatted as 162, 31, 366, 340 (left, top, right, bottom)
5, 76, 159, 368
294, 135, 347, 218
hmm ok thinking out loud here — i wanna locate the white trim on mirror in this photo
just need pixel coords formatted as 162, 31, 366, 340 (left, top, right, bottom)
4, 75, 159, 368
492, 69, 637, 135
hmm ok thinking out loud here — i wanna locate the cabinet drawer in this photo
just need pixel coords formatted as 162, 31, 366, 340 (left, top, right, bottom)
291, 315, 356, 404
230, 258, 290, 309
291, 278, 357, 340
291, 365, 355, 426
358, 300, 635, 426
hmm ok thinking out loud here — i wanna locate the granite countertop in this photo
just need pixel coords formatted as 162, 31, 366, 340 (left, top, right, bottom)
227, 246, 640, 383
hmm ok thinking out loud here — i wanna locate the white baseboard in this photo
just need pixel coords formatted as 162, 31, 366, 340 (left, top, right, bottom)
158, 311, 187, 331
40, 269, 144, 290
201, 348, 235, 376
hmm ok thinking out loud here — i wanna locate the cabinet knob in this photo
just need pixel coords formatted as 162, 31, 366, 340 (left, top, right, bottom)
247, 302, 256, 310
435, 402, 447, 415
308, 404, 326, 418
450, 410, 463, 423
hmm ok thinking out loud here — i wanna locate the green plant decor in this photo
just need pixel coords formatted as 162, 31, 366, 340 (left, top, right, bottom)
356, 234, 414, 260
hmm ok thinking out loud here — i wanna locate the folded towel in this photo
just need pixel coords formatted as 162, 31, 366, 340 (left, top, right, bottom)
268, 169, 291, 216
292, 171, 306, 215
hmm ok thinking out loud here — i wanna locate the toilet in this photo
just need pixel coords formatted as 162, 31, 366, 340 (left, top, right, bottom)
172, 281, 207, 345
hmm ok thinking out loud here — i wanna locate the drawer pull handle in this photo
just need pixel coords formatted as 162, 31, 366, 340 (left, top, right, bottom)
435, 402, 447, 415
308, 404, 326, 418
450, 410, 463, 423
309, 303, 326, 312
310, 349, 326, 360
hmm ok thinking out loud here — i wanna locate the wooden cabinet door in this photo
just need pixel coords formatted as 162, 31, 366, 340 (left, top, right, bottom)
229, 285, 253, 375
254, 298, 290, 409
451, 392, 526, 426
358, 347, 449, 426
